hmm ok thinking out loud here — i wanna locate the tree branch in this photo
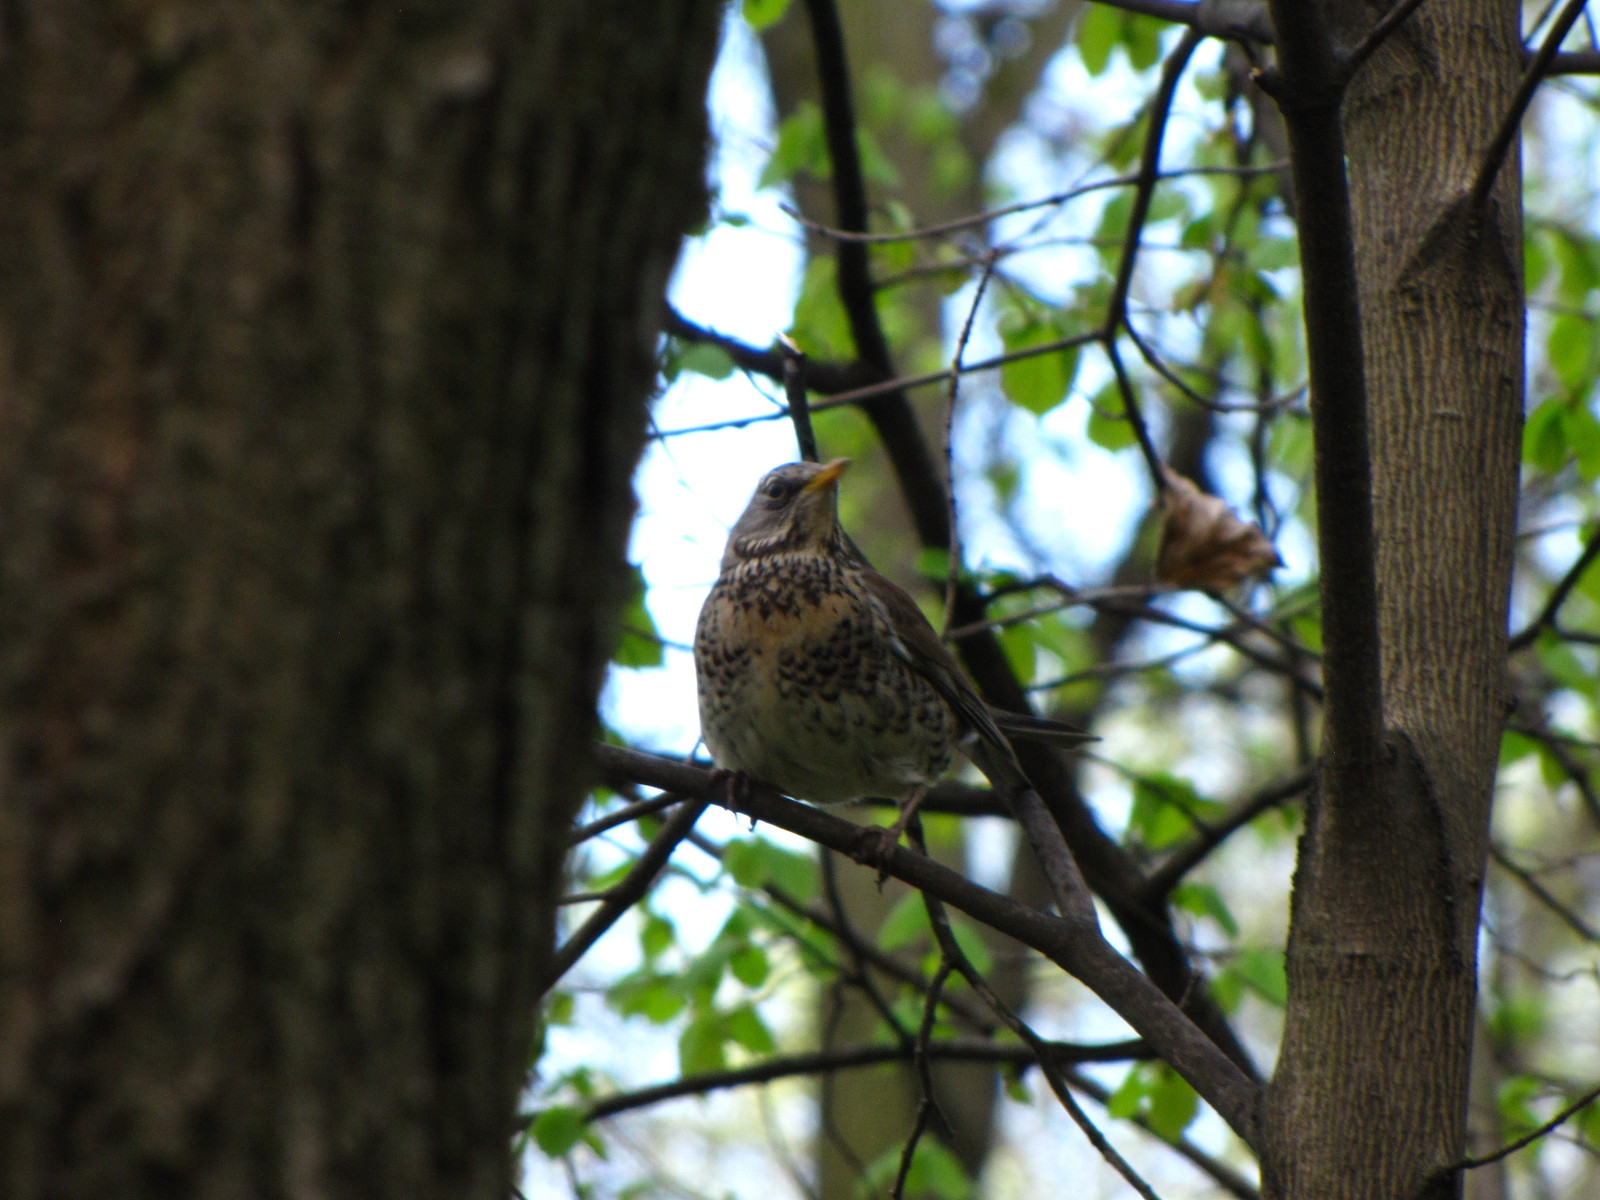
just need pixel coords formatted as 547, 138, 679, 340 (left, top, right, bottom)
1507, 522, 1600, 651
1262, 0, 1386, 783
536, 795, 708, 995
911, 819, 1165, 1200
581, 1036, 1151, 1122
1337, 0, 1434, 89
1468, 0, 1592, 218
1457, 1077, 1600, 1169
1144, 763, 1317, 900
799, 0, 950, 542
592, 744, 1265, 1149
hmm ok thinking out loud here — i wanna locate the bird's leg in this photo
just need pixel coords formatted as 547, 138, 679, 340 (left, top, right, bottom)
870, 787, 927, 882
708, 767, 759, 828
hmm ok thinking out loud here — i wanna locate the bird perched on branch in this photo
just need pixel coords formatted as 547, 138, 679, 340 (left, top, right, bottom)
694, 458, 1092, 840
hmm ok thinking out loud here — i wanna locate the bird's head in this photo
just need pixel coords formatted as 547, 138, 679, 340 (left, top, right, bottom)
722, 458, 851, 570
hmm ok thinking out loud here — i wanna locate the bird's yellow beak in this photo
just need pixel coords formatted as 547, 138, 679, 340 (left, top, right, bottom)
802, 458, 851, 494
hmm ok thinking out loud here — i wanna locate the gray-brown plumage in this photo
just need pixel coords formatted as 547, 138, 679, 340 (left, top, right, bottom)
694, 459, 1092, 810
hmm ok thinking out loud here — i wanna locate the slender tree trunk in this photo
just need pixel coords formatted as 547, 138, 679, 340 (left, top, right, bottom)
0, 4, 719, 1198
1263, 2, 1523, 1195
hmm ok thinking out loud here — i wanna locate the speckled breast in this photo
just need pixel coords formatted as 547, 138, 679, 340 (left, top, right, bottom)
694, 553, 955, 805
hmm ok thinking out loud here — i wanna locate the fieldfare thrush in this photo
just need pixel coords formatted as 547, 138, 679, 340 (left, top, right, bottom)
694, 458, 1092, 834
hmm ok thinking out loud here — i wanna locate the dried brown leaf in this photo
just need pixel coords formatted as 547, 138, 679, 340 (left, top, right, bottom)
1155, 467, 1282, 591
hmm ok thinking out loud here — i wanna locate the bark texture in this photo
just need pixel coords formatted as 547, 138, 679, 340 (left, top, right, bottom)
1264, 2, 1524, 1196
0, 3, 719, 1198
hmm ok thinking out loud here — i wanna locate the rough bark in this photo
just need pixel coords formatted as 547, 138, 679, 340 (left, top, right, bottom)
0, 3, 719, 1198
1263, 2, 1524, 1196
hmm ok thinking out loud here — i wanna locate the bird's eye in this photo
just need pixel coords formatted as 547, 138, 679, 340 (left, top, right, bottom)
761, 478, 794, 502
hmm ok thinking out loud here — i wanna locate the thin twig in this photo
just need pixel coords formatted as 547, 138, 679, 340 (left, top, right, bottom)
1144, 764, 1316, 899
1507, 523, 1600, 650
1107, 27, 1205, 335
1458, 1078, 1600, 1168
1101, 27, 1204, 494
781, 337, 820, 462
891, 954, 953, 1200
1104, 337, 1169, 495
820, 849, 918, 1041
785, 163, 1286, 246
1337, 0, 1434, 88
579, 1036, 1152, 1123
568, 792, 683, 846
1468, 0, 1592, 216
941, 254, 999, 635
537, 797, 709, 995
1488, 842, 1600, 943
910, 816, 1168, 1200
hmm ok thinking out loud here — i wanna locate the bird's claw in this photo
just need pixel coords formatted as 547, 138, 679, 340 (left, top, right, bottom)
708, 768, 759, 828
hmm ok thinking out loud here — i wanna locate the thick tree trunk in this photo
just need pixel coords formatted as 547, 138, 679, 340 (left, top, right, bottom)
0, 4, 719, 1198
1263, 2, 1523, 1196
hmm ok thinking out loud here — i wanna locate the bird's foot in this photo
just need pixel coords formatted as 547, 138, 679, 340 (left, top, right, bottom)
867, 789, 927, 884
707, 768, 759, 828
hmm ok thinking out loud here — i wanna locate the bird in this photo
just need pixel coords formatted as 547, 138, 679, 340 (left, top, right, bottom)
693, 458, 1092, 840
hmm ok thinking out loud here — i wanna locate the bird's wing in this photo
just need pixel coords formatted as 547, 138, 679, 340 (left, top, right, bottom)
988, 709, 1097, 748
856, 569, 1020, 757
857, 569, 1096, 757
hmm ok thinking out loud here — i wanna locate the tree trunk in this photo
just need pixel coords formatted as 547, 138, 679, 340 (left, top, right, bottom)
0, 4, 719, 1198
1263, 2, 1523, 1196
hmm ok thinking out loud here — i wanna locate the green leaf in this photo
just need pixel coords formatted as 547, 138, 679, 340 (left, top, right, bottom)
1124, 14, 1165, 70
1547, 313, 1594, 391
1086, 389, 1137, 451
948, 916, 994, 975
1247, 235, 1300, 273
638, 912, 675, 960
856, 125, 902, 188
1525, 225, 1552, 294
532, 1105, 586, 1157
1146, 1066, 1200, 1140
729, 944, 771, 987
724, 837, 818, 902
997, 618, 1038, 682
1172, 881, 1240, 937
916, 546, 952, 579
613, 565, 663, 669
1497, 1073, 1543, 1129
789, 255, 854, 359
725, 1004, 776, 1054
678, 1013, 729, 1075
609, 975, 687, 1024
1522, 398, 1568, 474
1487, 995, 1546, 1044
723, 838, 766, 888
865, 1141, 971, 1200
1567, 402, 1600, 480
765, 843, 819, 902
878, 891, 930, 950
677, 342, 735, 381
1578, 1090, 1600, 1148
1000, 318, 1078, 415
759, 102, 827, 189
544, 990, 575, 1026
1076, 4, 1121, 76
1235, 947, 1288, 1006
1535, 629, 1593, 695
742, 0, 791, 31
1106, 1063, 1152, 1118
1129, 775, 1215, 851
1498, 729, 1540, 766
